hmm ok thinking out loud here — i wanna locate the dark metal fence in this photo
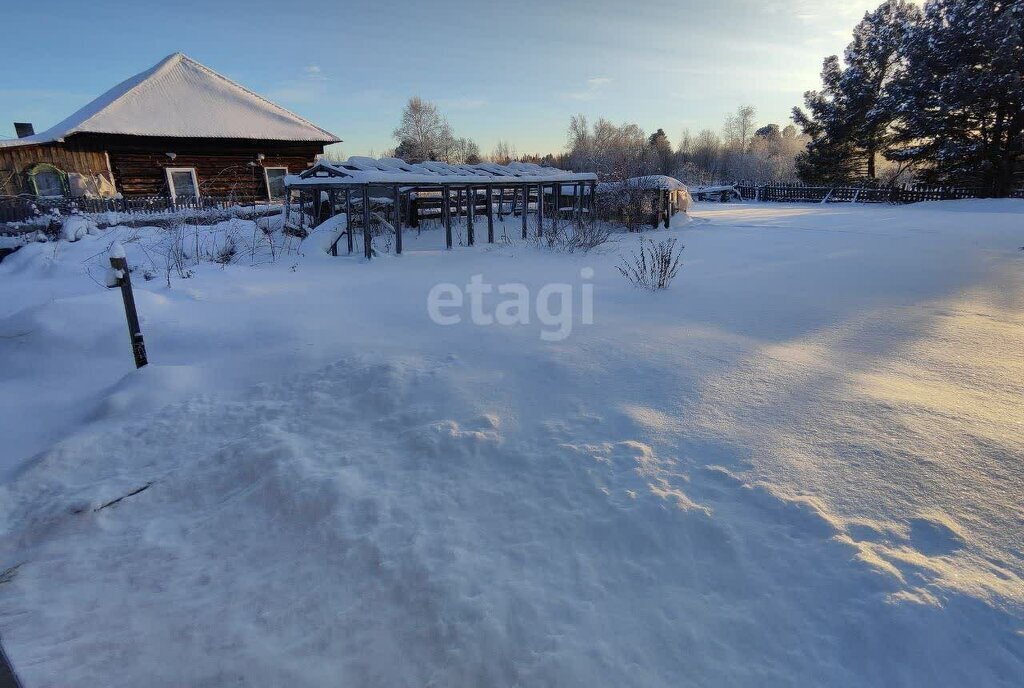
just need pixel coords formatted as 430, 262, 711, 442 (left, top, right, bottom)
729, 183, 1024, 204
0, 194, 271, 225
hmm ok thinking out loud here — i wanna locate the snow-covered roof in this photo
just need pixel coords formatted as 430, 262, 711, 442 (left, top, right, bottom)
597, 175, 689, 192
0, 53, 340, 149
286, 158, 598, 187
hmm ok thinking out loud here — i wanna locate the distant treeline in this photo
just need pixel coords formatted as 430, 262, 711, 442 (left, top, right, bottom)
347, 1, 1020, 198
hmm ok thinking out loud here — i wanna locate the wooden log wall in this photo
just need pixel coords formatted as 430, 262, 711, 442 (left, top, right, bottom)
0, 142, 109, 196
78, 135, 324, 199
2, 134, 325, 200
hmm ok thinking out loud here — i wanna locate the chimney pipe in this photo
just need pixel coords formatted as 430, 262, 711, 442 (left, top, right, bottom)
14, 122, 34, 138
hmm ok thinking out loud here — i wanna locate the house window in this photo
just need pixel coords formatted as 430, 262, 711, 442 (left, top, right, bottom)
166, 167, 199, 200
28, 163, 68, 197
264, 167, 288, 200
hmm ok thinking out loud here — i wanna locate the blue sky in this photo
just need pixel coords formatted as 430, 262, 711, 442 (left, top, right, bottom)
0, 0, 883, 157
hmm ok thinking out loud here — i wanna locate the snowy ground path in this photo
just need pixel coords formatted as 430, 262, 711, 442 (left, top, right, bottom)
0, 201, 1021, 685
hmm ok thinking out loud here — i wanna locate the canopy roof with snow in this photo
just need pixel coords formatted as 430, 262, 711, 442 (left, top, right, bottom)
0, 53, 340, 148
596, 175, 689, 192
286, 157, 598, 188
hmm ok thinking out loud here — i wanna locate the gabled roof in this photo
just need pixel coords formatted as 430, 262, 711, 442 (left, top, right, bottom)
0, 53, 340, 148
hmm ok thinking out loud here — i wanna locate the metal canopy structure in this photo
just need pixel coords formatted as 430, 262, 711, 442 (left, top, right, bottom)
283, 157, 599, 259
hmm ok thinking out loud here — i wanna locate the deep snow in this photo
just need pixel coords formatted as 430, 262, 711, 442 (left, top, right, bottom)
0, 201, 1021, 686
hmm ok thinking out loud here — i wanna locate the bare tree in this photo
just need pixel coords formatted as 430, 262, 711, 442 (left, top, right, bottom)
691, 129, 723, 182
490, 140, 517, 164
393, 97, 454, 162
564, 115, 656, 180
723, 105, 757, 153
450, 137, 482, 164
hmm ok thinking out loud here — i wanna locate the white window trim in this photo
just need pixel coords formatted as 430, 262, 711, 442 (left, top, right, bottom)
165, 167, 200, 200
264, 166, 288, 201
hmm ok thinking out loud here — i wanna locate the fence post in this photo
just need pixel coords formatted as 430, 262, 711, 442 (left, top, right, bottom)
107, 245, 148, 369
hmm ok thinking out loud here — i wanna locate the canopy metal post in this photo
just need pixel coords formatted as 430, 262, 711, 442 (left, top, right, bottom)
328, 189, 338, 256
589, 181, 597, 222
345, 189, 353, 254
521, 184, 528, 239
553, 183, 560, 229
536, 184, 544, 237
467, 186, 475, 246
486, 186, 494, 243
394, 184, 403, 254
573, 183, 581, 225
361, 185, 372, 259
443, 185, 452, 249
663, 189, 670, 229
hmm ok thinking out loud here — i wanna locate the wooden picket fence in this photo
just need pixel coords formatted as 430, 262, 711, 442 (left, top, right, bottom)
0, 194, 270, 225
731, 183, 1024, 204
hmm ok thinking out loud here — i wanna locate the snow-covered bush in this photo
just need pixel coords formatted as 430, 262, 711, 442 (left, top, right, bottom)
60, 214, 99, 242
617, 237, 684, 290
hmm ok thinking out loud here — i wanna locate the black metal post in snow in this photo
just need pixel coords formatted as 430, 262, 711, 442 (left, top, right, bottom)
486, 186, 494, 243
394, 185, 403, 255
467, 186, 475, 246
663, 189, 670, 229
109, 254, 148, 369
345, 189, 354, 254
521, 184, 528, 239
361, 185, 372, 259
443, 185, 453, 249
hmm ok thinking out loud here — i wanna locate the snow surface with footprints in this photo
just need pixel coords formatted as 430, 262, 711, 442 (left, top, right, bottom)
0, 201, 1022, 686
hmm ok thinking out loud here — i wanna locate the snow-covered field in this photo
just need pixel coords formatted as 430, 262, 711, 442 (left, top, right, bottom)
0, 201, 1021, 686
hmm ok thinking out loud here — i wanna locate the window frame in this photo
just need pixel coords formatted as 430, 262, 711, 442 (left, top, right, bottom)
165, 167, 200, 200
263, 166, 289, 201
27, 163, 69, 198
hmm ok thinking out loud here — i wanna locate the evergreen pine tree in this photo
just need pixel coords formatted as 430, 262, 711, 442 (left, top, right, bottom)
887, 0, 1024, 197
649, 128, 674, 175
793, 0, 921, 183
